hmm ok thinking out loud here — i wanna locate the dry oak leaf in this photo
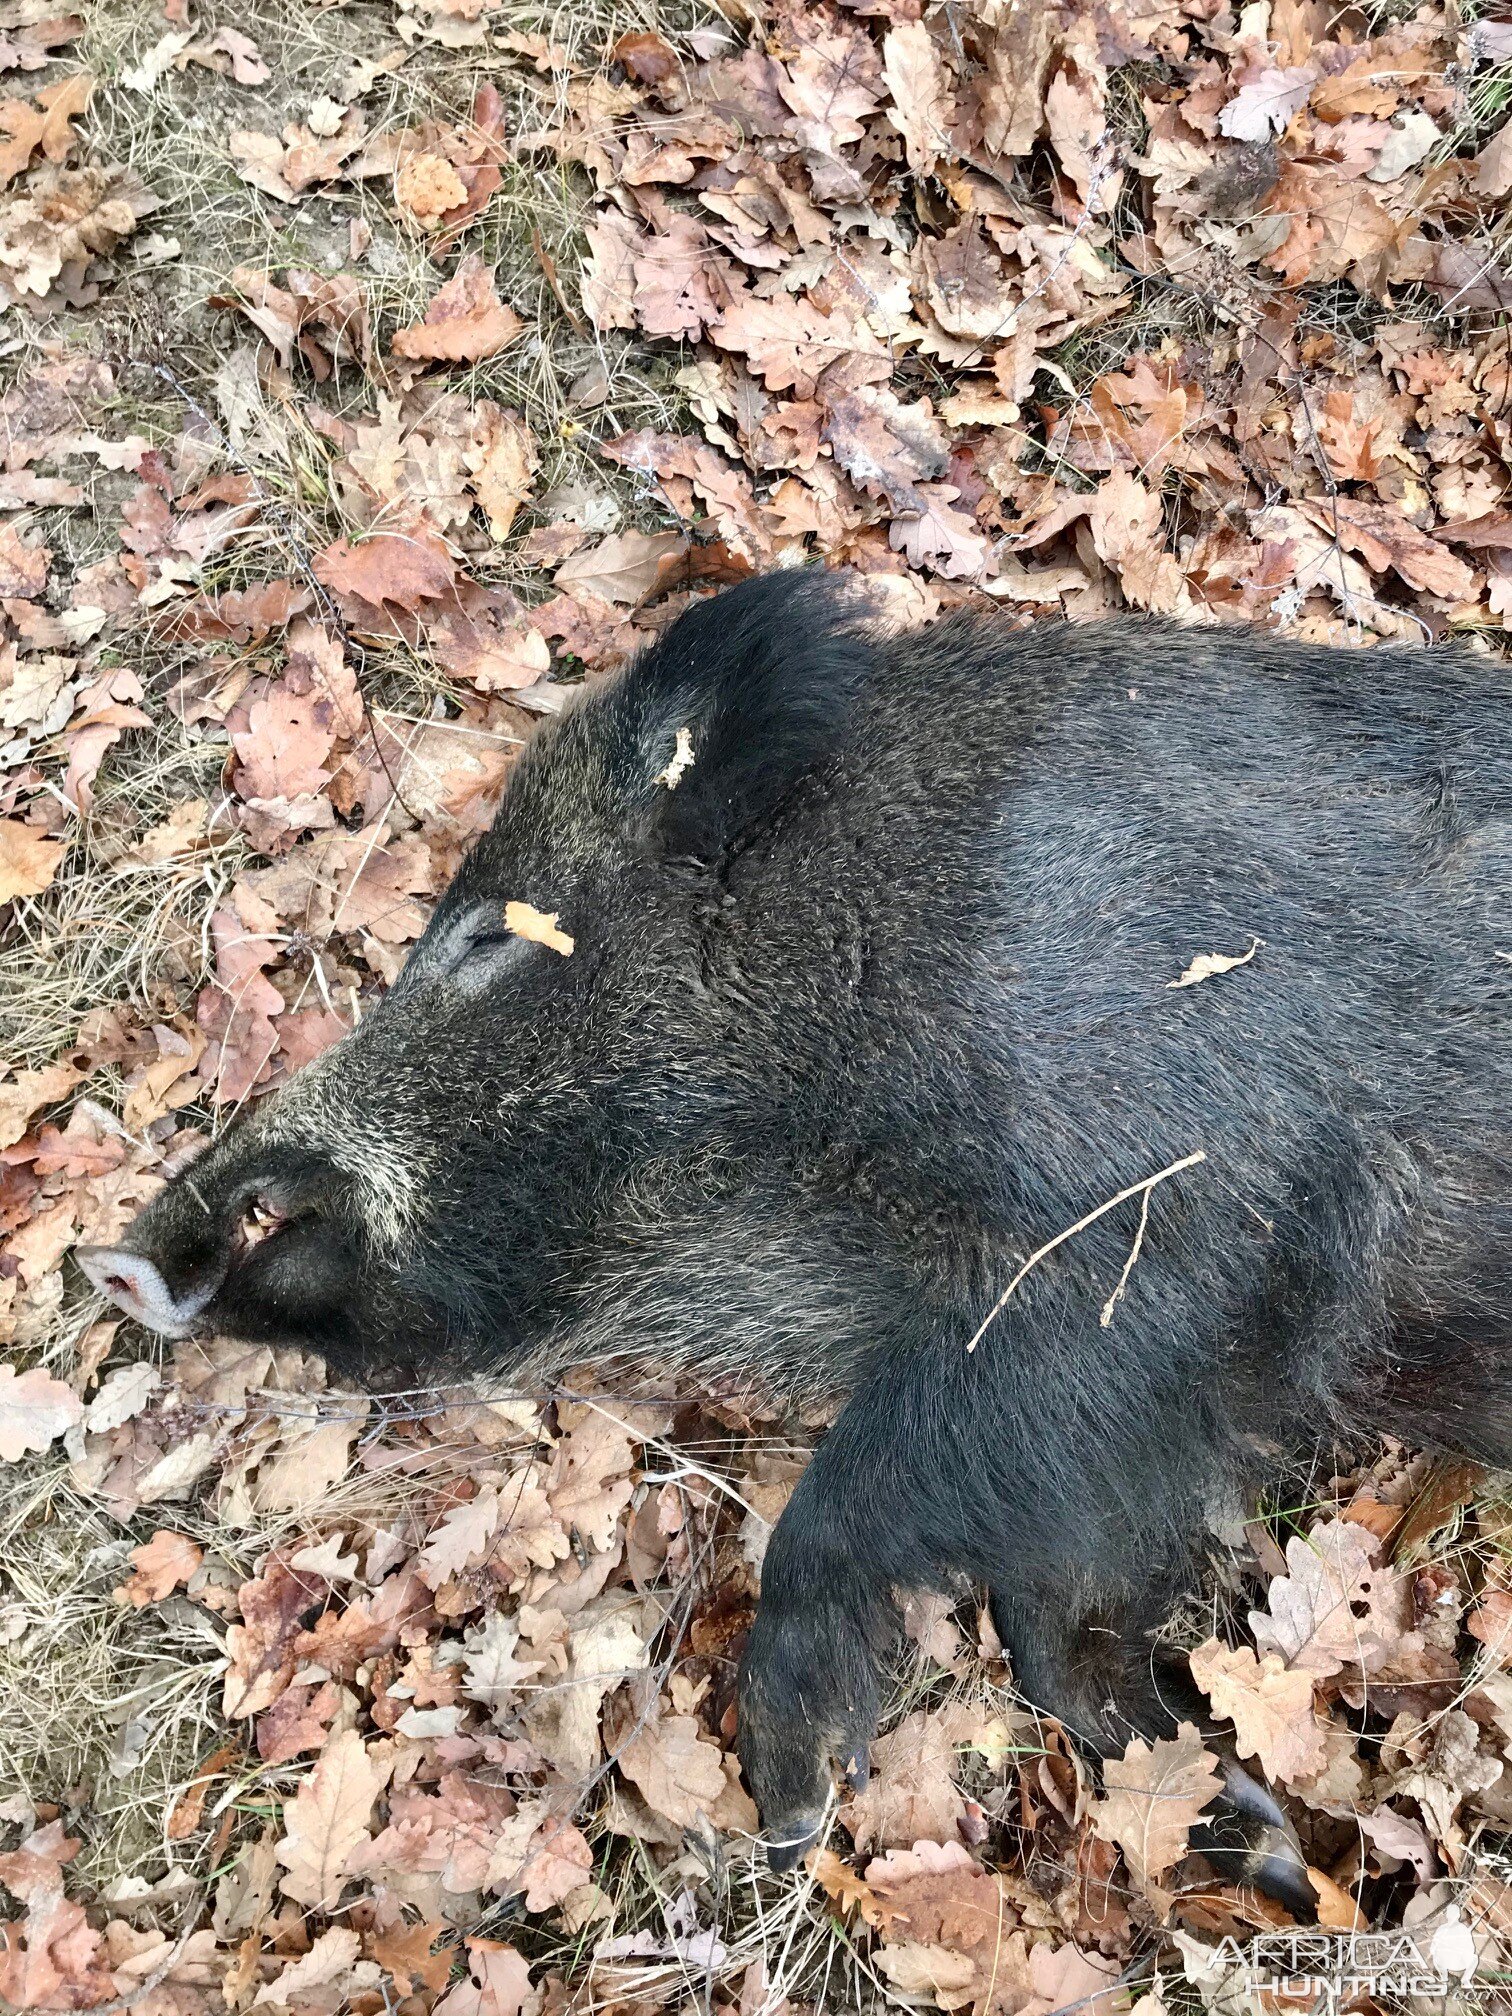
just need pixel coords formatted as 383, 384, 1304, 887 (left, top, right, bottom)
392, 255, 523, 363
822, 383, 948, 516
580, 208, 640, 331
1092, 1724, 1222, 1888
548, 1406, 634, 1544
1218, 65, 1315, 142
251, 1415, 361, 1515
314, 527, 457, 613
710, 292, 884, 401
618, 1711, 728, 1829
872, 1941, 980, 2005
881, 20, 951, 177
810, 1847, 889, 1928
484, 1802, 592, 1909
0, 521, 50, 596
116, 1529, 203, 1607
1294, 497, 1476, 603
466, 404, 538, 542
418, 1486, 502, 1586
1087, 471, 1187, 614
1250, 1517, 1410, 1677
552, 527, 685, 606
432, 1938, 532, 2016
0, 815, 63, 900
0, 162, 157, 299
0, 1061, 82, 1150
864, 1838, 1008, 1950
367, 1919, 454, 1999
0, 1363, 83, 1460
0, 70, 92, 185
1477, 116, 1512, 200
251, 1927, 361, 2009
1189, 1637, 1326, 1783
846, 1704, 980, 1854
276, 1727, 391, 1908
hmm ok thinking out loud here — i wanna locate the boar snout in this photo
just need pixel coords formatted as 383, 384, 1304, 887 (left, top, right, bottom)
74, 1129, 380, 1355
74, 1243, 224, 1337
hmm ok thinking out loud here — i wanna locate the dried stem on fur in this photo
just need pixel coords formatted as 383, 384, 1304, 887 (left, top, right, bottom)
966, 1150, 1208, 1353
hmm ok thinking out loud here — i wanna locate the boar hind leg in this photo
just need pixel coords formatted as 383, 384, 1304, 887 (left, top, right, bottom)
991, 1585, 1313, 1913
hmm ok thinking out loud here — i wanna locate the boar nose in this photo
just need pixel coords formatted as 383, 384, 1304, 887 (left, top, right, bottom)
74, 1245, 221, 1337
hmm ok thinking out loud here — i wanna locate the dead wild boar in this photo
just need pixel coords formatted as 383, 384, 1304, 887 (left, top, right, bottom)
79, 572, 1512, 1904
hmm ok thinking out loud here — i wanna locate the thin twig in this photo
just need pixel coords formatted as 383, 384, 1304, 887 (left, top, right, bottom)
965, 1150, 1207, 1353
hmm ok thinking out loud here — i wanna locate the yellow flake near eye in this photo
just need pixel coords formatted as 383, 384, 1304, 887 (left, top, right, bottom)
656, 724, 696, 790
505, 900, 575, 956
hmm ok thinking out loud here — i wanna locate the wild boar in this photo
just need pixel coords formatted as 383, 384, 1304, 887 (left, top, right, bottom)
79, 572, 1512, 1904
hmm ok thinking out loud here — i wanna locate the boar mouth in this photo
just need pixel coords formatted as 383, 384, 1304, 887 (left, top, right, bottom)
233, 1194, 292, 1255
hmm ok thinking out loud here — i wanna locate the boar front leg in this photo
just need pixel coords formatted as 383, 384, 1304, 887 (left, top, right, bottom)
737, 1443, 901, 1868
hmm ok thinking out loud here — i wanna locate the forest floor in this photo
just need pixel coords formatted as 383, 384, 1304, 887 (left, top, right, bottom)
3, 0, 1512, 2011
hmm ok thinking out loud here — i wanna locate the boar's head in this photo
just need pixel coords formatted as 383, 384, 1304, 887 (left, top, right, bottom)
76, 574, 871, 1388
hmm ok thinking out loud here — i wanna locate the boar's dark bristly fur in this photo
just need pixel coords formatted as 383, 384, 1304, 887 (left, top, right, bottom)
79, 572, 1512, 1899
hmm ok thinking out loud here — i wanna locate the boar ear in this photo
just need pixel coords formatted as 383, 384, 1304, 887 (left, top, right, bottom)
626, 572, 872, 861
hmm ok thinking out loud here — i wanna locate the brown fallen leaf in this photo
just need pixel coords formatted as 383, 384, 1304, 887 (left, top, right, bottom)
553, 529, 686, 606
1295, 497, 1477, 602
366, 1919, 454, 1999
1087, 471, 1187, 615
392, 256, 523, 364
1092, 1724, 1223, 1889
881, 20, 950, 178
276, 1727, 389, 1909
618, 1710, 728, 1829
505, 900, 574, 956
0, 1362, 84, 1460
0, 161, 158, 300
432, 1938, 533, 2016
580, 209, 641, 331
1251, 1517, 1412, 1678
314, 527, 458, 614
484, 1804, 592, 1909
0, 816, 63, 901
1189, 1637, 1326, 1783
0, 1061, 83, 1150
115, 1529, 204, 1606
0, 70, 92, 185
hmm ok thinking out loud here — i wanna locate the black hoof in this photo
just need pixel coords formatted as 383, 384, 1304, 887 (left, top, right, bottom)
1192, 1762, 1316, 1916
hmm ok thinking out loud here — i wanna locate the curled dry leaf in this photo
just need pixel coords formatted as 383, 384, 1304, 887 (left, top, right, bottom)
1168, 938, 1263, 990
392, 256, 523, 363
505, 900, 573, 955
395, 150, 467, 224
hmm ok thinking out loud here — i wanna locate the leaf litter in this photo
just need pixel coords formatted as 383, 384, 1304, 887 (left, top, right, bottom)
2, 0, 1512, 2006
